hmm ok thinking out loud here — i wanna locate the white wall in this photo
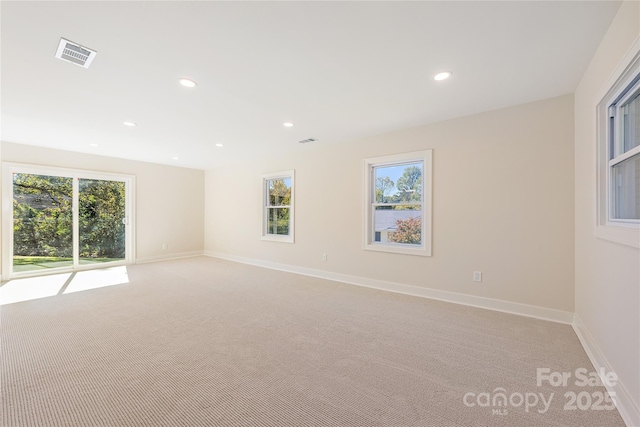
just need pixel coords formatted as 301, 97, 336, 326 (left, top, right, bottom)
0, 142, 2, 275
205, 94, 575, 315
1, 141, 205, 275
574, 1, 640, 425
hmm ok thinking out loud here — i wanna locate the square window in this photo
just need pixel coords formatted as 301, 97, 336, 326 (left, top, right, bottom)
363, 150, 432, 256
596, 47, 640, 248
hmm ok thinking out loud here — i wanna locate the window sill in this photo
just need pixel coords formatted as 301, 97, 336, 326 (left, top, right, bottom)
594, 225, 640, 249
261, 235, 294, 244
364, 242, 431, 257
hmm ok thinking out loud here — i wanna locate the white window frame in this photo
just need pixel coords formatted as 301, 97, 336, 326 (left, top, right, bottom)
363, 150, 432, 256
596, 38, 640, 248
261, 170, 294, 243
1, 162, 136, 280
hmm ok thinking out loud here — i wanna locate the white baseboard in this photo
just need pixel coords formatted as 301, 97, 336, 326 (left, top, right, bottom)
136, 250, 204, 265
573, 315, 640, 427
204, 251, 574, 324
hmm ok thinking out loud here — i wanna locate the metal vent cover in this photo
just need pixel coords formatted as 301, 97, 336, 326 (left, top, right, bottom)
298, 138, 318, 144
55, 38, 97, 68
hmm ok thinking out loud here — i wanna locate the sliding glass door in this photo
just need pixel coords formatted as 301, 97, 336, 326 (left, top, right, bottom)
79, 179, 126, 265
12, 173, 74, 272
4, 165, 134, 278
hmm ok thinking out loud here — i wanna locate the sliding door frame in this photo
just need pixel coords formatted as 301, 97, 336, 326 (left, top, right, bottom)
1, 162, 136, 280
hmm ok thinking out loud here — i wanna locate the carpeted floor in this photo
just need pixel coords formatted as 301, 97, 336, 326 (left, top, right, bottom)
0, 257, 627, 426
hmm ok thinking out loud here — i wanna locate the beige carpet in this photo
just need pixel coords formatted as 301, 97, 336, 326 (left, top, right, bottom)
0, 257, 627, 426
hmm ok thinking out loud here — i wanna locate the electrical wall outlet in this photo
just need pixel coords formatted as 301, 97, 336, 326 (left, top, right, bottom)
162, 243, 168, 250
473, 271, 482, 282
322, 253, 327, 262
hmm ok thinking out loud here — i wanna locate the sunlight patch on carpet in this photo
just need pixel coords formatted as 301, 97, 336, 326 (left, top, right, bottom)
63, 266, 129, 294
0, 273, 71, 305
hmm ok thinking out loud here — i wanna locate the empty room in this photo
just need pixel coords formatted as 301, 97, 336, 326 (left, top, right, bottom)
1, 1, 639, 426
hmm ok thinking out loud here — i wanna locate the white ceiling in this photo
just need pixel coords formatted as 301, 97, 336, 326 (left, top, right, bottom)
1, 1, 621, 170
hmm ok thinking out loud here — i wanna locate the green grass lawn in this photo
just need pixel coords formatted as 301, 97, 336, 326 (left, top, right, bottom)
13, 256, 124, 272
13, 256, 72, 265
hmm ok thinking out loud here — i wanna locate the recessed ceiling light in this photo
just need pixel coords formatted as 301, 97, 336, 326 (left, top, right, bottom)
283, 122, 294, 127
434, 71, 452, 81
215, 143, 224, 147
171, 156, 179, 160
179, 78, 197, 88
89, 143, 98, 147
123, 121, 137, 127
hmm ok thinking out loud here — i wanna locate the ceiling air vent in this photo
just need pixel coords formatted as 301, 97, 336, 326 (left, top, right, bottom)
298, 138, 318, 144
55, 38, 97, 68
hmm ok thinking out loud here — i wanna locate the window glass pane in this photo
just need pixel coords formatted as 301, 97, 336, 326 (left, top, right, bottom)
12, 173, 73, 272
267, 178, 291, 206
622, 92, 640, 153
79, 179, 126, 264
612, 153, 640, 219
373, 206, 422, 245
609, 115, 615, 160
267, 207, 290, 235
374, 162, 422, 203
